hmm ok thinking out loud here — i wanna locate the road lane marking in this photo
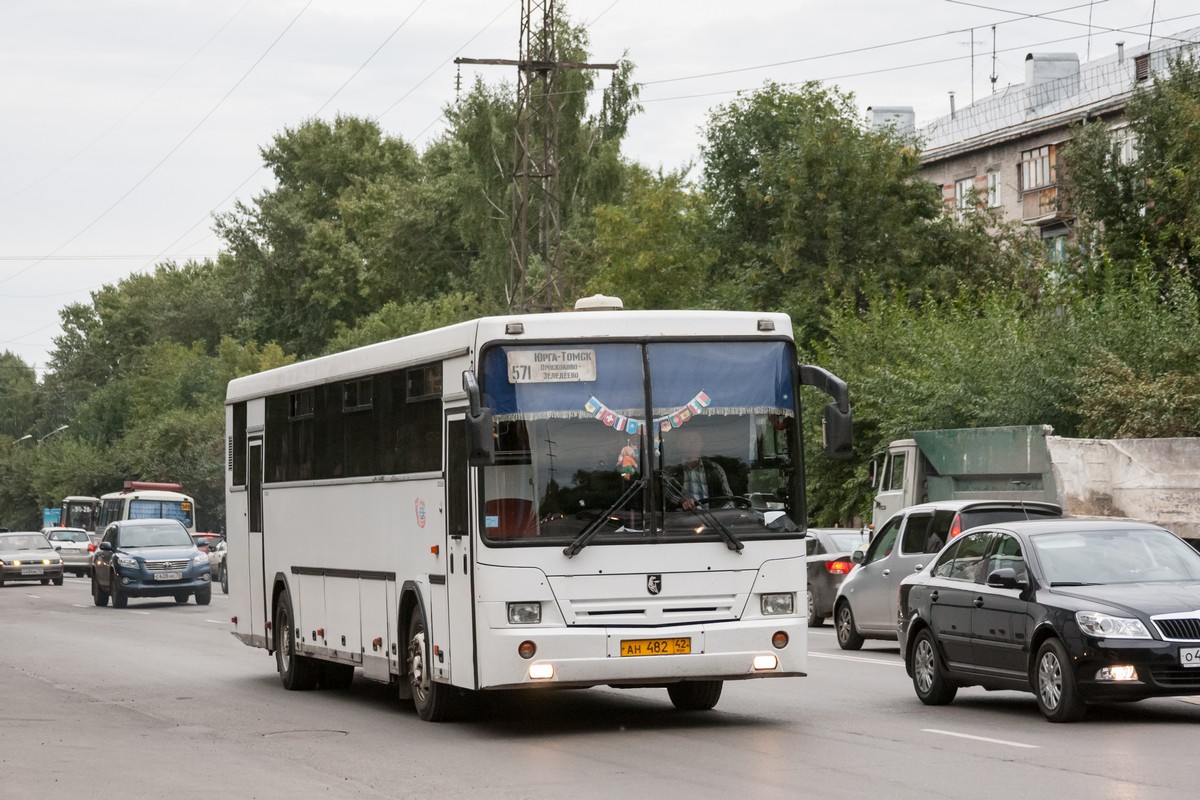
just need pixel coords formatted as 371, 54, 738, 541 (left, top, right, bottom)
810, 652, 903, 666
923, 729, 1039, 748
132, 610, 151, 615
204, 619, 228, 625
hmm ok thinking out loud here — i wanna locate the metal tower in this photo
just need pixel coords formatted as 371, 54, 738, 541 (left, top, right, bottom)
456, 0, 615, 312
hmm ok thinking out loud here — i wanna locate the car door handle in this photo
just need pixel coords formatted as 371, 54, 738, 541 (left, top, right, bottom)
929, 590, 939, 602
881, 569, 890, 577
973, 596, 984, 608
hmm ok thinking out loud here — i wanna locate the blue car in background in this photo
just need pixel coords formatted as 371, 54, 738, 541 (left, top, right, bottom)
91, 518, 212, 607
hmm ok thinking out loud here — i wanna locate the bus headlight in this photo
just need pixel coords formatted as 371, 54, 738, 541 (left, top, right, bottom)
507, 602, 542, 625
760, 593, 794, 615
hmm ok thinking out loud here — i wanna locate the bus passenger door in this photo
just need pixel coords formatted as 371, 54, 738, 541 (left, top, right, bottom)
444, 414, 476, 688
247, 436, 268, 647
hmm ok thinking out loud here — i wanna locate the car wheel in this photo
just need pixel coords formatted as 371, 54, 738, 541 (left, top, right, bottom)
111, 571, 128, 608
221, 563, 229, 595
174, 593, 189, 604
275, 590, 318, 690
835, 600, 864, 650
667, 681, 723, 711
1035, 638, 1087, 722
92, 571, 109, 607
40, 578, 49, 585
195, 587, 212, 606
408, 609, 456, 721
52, 575, 64, 586
316, 660, 355, 690
910, 628, 957, 705
806, 590, 823, 627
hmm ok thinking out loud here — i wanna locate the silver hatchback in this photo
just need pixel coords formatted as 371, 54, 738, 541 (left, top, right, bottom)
43, 527, 94, 577
833, 500, 1061, 650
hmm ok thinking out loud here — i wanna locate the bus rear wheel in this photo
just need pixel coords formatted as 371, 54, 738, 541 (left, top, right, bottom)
667, 680, 723, 711
275, 590, 318, 690
407, 610, 456, 722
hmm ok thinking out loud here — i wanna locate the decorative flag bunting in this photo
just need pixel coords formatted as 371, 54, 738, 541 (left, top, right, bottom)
585, 392, 712, 434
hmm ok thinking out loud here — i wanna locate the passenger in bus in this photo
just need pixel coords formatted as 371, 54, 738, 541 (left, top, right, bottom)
666, 427, 734, 511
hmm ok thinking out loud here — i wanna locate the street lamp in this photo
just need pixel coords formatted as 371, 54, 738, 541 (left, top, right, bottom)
10, 434, 33, 445
37, 425, 69, 444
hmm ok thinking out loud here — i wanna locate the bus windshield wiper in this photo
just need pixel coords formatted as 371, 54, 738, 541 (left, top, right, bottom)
563, 477, 646, 558
660, 473, 743, 554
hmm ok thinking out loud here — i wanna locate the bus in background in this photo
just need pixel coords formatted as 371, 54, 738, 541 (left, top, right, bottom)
58, 496, 101, 532
97, 482, 197, 534
225, 297, 852, 721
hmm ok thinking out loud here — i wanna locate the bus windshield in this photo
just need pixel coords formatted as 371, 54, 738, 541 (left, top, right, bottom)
478, 340, 801, 548
129, 499, 194, 528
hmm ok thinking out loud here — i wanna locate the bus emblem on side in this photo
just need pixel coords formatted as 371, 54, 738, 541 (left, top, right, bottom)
415, 499, 427, 528
647, 574, 661, 595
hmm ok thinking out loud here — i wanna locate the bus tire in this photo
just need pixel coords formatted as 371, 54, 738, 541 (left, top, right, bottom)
407, 610, 455, 722
667, 680, 723, 711
275, 590, 318, 690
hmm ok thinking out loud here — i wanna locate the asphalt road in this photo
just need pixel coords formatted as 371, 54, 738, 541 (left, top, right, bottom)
2, 576, 1199, 799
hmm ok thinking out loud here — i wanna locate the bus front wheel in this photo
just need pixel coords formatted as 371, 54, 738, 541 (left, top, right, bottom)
407, 610, 456, 722
667, 680, 723, 711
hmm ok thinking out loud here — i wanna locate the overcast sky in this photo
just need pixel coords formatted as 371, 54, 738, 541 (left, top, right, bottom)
0, 0, 1190, 377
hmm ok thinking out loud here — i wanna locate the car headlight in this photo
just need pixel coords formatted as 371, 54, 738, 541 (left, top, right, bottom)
116, 554, 139, 569
507, 602, 541, 624
761, 592, 795, 616
193, 553, 210, 566
1076, 611, 1152, 639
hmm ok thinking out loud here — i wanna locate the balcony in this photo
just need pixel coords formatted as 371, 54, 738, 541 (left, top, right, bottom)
1022, 185, 1070, 223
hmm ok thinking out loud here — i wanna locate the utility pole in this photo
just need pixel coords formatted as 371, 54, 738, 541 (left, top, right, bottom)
456, 0, 617, 312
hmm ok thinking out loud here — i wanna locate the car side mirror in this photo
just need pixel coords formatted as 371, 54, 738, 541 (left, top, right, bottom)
986, 567, 1027, 590
851, 549, 865, 564
54, 545, 62, 551
99, 541, 113, 551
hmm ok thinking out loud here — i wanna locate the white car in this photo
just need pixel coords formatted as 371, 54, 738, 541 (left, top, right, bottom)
208, 539, 228, 594
42, 527, 94, 577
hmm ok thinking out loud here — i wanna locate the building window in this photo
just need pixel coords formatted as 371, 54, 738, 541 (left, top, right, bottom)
1044, 234, 1068, 263
954, 176, 975, 216
1111, 124, 1138, 166
1020, 145, 1055, 191
1135, 53, 1150, 82
986, 171, 1001, 208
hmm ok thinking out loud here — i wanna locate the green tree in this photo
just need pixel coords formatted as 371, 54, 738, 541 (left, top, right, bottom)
1065, 53, 1200, 289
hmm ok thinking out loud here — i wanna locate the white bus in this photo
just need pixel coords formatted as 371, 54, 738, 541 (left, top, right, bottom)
224, 297, 852, 721
97, 482, 198, 534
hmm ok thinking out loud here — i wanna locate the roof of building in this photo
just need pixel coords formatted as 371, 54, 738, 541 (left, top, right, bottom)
918, 27, 1200, 163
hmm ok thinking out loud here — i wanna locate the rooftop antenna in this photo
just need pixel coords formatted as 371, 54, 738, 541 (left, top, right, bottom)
990, 26, 998, 94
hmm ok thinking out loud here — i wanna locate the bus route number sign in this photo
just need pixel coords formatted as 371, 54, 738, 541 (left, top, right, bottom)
507, 349, 597, 383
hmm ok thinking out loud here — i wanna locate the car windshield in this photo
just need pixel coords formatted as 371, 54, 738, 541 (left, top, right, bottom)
823, 530, 869, 552
119, 523, 194, 548
48, 530, 90, 543
479, 340, 802, 549
1031, 528, 1200, 585
0, 534, 53, 551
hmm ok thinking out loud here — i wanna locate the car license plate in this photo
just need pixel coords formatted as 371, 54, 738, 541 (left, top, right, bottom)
20, 567, 43, 575
1180, 646, 1200, 667
620, 638, 691, 657
154, 571, 183, 581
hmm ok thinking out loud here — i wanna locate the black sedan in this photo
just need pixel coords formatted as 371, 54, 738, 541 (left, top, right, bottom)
898, 518, 1200, 722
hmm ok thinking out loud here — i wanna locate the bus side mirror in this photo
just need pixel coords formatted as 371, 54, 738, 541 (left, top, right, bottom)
462, 371, 495, 466
799, 364, 853, 460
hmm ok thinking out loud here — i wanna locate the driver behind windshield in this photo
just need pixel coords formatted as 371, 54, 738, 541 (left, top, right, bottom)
665, 427, 734, 511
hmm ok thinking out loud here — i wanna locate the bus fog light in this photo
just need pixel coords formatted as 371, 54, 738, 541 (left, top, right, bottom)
517, 640, 537, 659
1096, 665, 1138, 681
771, 630, 789, 649
507, 602, 541, 624
528, 662, 554, 680
761, 593, 794, 615
753, 654, 778, 671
